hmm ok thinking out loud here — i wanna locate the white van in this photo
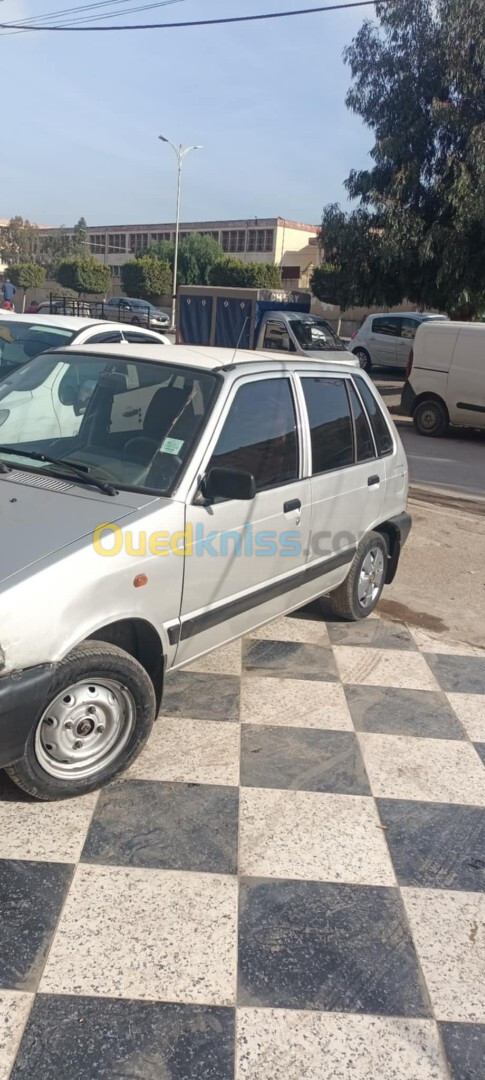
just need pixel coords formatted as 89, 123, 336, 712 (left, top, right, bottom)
401, 321, 485, 436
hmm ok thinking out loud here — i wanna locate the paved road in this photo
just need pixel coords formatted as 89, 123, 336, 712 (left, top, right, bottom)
373, 370, 485, 499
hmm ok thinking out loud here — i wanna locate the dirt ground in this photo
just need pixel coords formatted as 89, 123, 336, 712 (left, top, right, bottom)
382, 496, 485, 649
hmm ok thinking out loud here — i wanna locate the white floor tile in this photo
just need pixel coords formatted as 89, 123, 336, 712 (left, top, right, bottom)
412, 628, 485, 657
359, 733, 485, 805
446, 693, 485, 742
125, 716, 240, 786
240, 677, 353, 729
0, 992, 33, 1080
239, 788, 395, 884
236, 1009, 448, 1080
185, 640, 242, 675
40, 865, 238, 1005
334, 647, 439, 691
402, 888, 485, 1022
0, 791, 98, 863
249, 616, 329, 646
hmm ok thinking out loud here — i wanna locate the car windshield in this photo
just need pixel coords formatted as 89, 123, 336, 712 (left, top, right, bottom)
289, 316, 346, 352
0, 320, 76, 374
0, 351, 219, 495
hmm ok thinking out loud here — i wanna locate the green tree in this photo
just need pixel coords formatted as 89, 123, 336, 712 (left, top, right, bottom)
8, 263, 46, 311
324, 0, 485, 318
146, 233, 222, 286
209, 257, 281, 288
55, 255, 110, 297
37, 219, 89, 279
121, 256, 172, 303
0, 217, 38, 265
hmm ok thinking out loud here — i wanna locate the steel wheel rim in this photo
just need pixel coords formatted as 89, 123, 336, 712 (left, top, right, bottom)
357, 547, 385, 609
34, 678, 136, 780
419, 406, 439, 431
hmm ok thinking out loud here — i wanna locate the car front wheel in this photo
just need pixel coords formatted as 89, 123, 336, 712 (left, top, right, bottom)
5, 642, 156, 800
328, 532, 388, 621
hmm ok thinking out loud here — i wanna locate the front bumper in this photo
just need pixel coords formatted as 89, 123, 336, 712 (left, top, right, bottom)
401, 380, 417, 416
0, 664, 55, 767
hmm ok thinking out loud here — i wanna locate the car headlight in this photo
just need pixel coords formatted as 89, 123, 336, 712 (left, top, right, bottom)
0, 410, 9, 427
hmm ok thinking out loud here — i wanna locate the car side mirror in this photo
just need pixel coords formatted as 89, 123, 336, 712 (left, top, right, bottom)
203, 466, 256, 502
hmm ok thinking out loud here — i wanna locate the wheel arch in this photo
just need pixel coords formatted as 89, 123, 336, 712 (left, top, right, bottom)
88, 618, 164, 710
410, 390, 449, 418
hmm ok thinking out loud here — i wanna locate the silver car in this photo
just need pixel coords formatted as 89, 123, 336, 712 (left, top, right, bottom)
103, 296, 170, 331
0, 343, 410, 800
351, 312, 447, 371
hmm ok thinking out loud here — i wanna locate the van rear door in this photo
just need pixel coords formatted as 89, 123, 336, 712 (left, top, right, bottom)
447, 326, 485, 427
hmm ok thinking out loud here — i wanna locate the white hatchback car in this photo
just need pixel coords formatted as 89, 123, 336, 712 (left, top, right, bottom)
351, 312, 447, 372
0, 314, 171, 442
0, 343, 411, 800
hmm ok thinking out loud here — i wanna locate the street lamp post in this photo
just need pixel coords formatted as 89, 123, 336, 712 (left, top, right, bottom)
159, 136, 202, 330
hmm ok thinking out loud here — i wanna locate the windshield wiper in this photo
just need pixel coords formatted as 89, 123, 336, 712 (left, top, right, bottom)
0, 447, 118, 496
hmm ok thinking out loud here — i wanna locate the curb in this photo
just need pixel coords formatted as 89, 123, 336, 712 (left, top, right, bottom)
409, 484, 485, 515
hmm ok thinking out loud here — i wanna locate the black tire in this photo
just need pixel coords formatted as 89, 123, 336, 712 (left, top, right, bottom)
413, 398, 448, 437
131, 316, 141, 325
352, 347, 372, 372
5, 642, 156, 801
328, 531, 388, 621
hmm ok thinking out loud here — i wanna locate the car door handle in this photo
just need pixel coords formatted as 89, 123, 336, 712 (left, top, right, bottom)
368, 474, 381, 487
284, 498, 301, 513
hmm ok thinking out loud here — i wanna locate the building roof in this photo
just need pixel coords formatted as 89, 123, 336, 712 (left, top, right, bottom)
37, 217, 319, 235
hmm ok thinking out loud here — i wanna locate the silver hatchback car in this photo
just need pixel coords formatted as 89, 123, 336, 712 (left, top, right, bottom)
351, 312, 447, 371
0, 343, 410, 799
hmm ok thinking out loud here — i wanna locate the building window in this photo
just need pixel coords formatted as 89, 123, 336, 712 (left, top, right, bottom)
247, 228, 274, 254
281, 266, 300, 280
200, 231, 219, 242
111, 265, 121, 277
89, 234, 106, 254
221, 230, 246, 253
108, 233, 127, 254
129, 232, 149, 253
150, 232, 172, 244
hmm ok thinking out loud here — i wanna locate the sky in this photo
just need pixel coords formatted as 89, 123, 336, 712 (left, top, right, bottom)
0, 0, 376, 228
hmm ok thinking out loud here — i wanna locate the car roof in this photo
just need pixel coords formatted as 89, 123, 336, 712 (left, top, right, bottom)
0, 313, 108, 332
417, 320, 485, 333
58, 342, 361, 375
369, 311, 445, 320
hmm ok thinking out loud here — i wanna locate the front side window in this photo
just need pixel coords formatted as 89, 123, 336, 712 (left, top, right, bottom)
0, 320, 75, 372
262, 321, 294, 352
353, 376, 393, 456
302, 377, 353, 474
372, 316, 402, 337
208, 378, 298, 491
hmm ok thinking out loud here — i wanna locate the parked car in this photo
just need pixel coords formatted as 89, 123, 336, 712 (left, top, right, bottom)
37, 300, 94, 317
401, 320, 485, 436
103, 297, 170, 331
0, 342, 410, 799
351, 312, 447, 371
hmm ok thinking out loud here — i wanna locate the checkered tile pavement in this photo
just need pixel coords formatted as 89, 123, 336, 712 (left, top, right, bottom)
1, 610, 484, 1079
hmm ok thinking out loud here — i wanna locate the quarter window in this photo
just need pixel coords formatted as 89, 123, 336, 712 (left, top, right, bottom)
353, 376, 393, 456
208, 378, 298, 491
348, 382, 375, 461
400, 317, 419, 340
372, 316, 402, 337
302, 377, 353, 474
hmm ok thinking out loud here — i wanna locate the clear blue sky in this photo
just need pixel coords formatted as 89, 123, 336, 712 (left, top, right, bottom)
1, 0, 375, 227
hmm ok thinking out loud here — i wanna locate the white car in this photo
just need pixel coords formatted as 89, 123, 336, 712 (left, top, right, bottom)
350, 312, 447, 372
0, 314, 171, 443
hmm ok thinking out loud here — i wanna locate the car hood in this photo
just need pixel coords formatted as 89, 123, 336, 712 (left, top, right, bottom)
0, 473, 152, 585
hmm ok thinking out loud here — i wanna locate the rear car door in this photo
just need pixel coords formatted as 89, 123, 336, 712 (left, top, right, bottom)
369, 316, 401, 367
299, 372, 385, 588
447, 328, 485, 426
176, 373, 311, 665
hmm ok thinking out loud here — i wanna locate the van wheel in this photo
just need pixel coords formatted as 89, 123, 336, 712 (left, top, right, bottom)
353, 347, 372, 372
328, 532, 388, 621
5, 643, 156, 801
413, 398, 448, 437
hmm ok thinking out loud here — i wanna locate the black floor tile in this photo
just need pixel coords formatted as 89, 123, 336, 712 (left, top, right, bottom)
440, 1021, 485, 1080
243, 639, 338, 681
0, 860, 72, 992
10, 995, 235, 1080
162, 671, 240, 720
81, 780, 239, 874
377, 799, 485, 891
345, 685, 466, 739
474, 743, 485, 767
424, 655, 485, 695
240, 725, 370, 794
238, 878, 430, 1016
328, 621, 416, 650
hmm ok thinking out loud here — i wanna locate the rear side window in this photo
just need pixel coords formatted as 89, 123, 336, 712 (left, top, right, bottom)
301, 377, 353, 474
353, 376, 393, 456
348, 382, 375, 461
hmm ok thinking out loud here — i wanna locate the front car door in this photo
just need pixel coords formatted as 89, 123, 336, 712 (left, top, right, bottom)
261, 320, 295, 353
175, 372, 311, 666
368, 316, 401, 367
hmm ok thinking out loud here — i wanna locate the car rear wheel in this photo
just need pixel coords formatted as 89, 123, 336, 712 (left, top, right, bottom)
328, 532, 388, 621
5, 642, 156, 800
413, 398, 448, 437
131, 316, 141, 325
353, 347, 372, 372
